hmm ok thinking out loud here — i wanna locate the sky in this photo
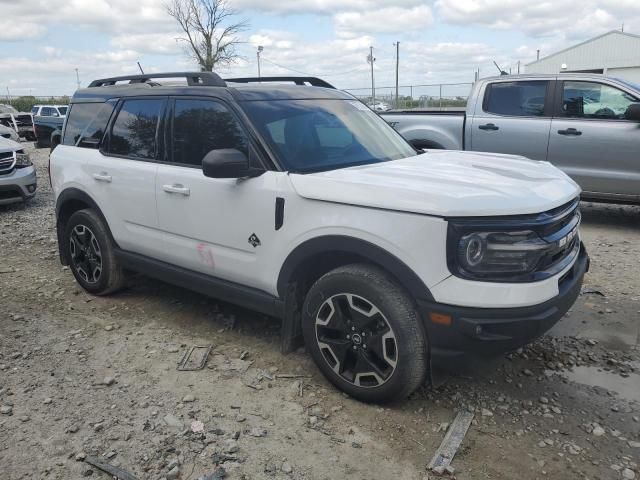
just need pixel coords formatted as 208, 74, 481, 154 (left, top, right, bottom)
0, 0, 638, 100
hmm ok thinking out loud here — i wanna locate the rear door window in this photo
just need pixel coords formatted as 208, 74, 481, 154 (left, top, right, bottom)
108, 99, 165, 159
63, 102, 115, 148
561, 81, 640, 119
171, 98, 247, 167
484, 81, 549, 117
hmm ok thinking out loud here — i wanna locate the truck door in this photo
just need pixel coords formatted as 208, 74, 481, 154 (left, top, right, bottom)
470, 80, 552, 161
547, 80, 640, 198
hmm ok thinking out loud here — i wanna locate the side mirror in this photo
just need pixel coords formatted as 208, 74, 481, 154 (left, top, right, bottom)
50, 130, 62, 152
625, 103, 640, 121
202, 148, 264, 179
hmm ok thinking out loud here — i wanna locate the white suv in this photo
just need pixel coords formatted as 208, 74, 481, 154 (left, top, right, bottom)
50, 72, 589, 403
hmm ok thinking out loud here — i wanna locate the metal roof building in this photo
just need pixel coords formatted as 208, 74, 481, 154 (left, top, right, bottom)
526, 30, 640, 83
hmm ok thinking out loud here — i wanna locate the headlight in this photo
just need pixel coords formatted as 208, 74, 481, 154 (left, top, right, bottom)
457, 230, 547, 275
15, 152, 32, 167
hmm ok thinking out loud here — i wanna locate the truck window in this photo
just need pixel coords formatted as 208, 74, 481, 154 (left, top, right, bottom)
484, 81, 548, 117
561, 81, 640, 120
108, 99, 164, 159
171, 98, 247, 167
63, 102, 115, 148
41, 107, 53, 117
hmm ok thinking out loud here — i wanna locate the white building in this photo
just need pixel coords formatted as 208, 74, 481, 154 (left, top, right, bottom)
526, 30, 640, 83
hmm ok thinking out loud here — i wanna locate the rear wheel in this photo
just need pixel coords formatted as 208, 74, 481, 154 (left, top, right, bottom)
302, 264, 428, 403
64, 209, 125, 295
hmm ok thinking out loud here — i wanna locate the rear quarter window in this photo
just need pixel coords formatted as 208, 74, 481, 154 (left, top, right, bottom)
483, 81, 549, 117
63, 102, 115, 148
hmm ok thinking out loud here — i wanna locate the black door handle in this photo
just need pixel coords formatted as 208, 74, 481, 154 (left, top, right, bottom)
558, 128, 582, 136
479, 123, 499, 131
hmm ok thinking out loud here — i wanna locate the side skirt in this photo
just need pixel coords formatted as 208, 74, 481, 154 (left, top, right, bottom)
114, 249, 285, 320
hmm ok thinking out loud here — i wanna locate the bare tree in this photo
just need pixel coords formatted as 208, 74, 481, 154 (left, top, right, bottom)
166, 0, 247, 72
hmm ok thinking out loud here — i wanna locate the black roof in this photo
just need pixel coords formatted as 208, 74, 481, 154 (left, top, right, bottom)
72, 72, 353, 104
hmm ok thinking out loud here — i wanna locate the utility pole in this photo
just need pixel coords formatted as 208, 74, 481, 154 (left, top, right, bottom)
536, 49, 540, 61
75, 68, 81, 90
517, 60, 520, 74
394, 42, 400, 109
257, 46, 263, 78
367, 46, 375, 105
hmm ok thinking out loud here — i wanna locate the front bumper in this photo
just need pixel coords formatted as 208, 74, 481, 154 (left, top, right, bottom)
0, 166, 37, 205
418, 243, 589, 371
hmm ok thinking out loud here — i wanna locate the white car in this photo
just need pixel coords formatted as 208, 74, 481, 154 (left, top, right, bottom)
50, 72, 589, 403
0, 124, 20, 142
31, 105, 68, 118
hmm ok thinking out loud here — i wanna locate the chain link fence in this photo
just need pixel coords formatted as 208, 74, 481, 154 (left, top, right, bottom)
345, 82, 473, 111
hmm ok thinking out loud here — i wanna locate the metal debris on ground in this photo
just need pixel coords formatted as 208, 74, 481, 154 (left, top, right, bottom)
427, 410, 475, 472
84, 455, 138, 480
177, 345, 213, 371
581, 287, 606, 296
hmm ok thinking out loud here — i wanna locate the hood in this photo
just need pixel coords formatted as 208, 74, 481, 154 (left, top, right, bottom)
289, 150, 581, 217
0, 135, 22, 151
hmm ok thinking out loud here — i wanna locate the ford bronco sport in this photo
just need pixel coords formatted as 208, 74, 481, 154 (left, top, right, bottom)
50, 72, 589, 403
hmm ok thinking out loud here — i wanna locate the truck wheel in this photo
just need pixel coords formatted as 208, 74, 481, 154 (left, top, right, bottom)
302, 264, 428, 403
64, 209, 126, 295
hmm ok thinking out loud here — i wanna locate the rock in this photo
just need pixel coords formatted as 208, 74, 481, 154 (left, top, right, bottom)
43, 397, 52, 405
166, 466, 180, 480
309, 415, 318, 425
235, 414, 246, 423
539, 396, 549, 404
592, 425, 605, 437
182, 394, 195, 403
246, 427, 267, 437
481, 408, 493, 417
0, 405, 13, 415
75, 452, 86, 461
523, 369, 534, 376
281, 462, 293, 474
104, 325, 113, 331
167, 345, 179, 353
93, 422, 104, 432
103, 377, 115, 386
163, 414, 184, 430
629, 441, 640, 448
622, 468, 636, 480
19, 415, 30, 422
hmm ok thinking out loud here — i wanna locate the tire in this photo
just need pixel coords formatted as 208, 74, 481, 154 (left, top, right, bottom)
302, 263, 428, 403
64, 209, 126, 295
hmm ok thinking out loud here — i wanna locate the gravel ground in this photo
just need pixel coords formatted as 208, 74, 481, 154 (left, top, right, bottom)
1, 144, 638, 480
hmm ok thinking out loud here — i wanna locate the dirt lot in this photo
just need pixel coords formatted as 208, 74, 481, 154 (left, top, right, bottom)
1, 145, 638, 480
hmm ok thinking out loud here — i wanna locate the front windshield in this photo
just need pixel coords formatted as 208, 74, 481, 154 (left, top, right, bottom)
241, 99, 416, 173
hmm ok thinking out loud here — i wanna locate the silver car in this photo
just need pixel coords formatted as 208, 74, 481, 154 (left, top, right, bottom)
0, 137, 37, 205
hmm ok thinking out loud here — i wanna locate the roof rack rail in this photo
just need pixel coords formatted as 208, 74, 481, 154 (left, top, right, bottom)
225, 76, 335, 89
88, 72, 226, 88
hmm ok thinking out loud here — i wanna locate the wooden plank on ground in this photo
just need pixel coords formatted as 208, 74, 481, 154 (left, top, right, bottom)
427, 410, 475, 470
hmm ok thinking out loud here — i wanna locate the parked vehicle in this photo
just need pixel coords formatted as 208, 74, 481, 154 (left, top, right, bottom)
0, 104, 36, 141
50, 72, 588, 402
31, 105, 68, 118
0, 136, 37, 205
382, 74, 640, 204
0, 124, 20, 142
368, 101, 392, 112
34, 115, 64, 149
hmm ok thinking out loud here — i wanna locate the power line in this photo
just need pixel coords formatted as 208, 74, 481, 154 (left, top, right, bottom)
260, 57, 364, 77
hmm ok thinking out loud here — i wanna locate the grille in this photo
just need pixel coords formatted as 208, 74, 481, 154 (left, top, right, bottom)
0, 151, 16, 175
15, 115, 33, 127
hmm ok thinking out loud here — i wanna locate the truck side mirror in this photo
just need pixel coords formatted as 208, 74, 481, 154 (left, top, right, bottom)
50, 130, 62, 152
624, 103, 640, 121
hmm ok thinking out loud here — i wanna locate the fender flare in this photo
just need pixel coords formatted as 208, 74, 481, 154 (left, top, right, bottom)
55, 187, 118, 263
276, 235, 434, 302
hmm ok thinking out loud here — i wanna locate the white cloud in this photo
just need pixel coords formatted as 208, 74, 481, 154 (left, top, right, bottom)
335, 5, 433, 34
111, 33, 183, 55
436, 0, 638, 40
231, 0, 424, 15
0, 20, 46, 41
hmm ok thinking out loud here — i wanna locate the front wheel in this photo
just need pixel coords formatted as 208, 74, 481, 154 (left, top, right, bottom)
302, 264, 429, 403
